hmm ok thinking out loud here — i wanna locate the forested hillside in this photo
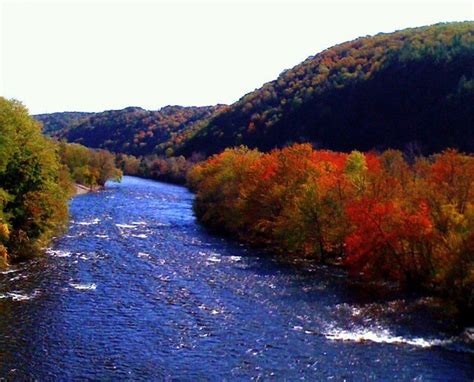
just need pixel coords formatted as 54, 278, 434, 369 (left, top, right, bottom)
179, 22, 474, 156
36, 23, 473, 168
37, 105, 224, 156
36, 111, 92, 135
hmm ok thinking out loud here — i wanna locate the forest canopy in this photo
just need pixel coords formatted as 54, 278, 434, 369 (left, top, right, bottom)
36, 105, 224, 157
179, 22, 474, 157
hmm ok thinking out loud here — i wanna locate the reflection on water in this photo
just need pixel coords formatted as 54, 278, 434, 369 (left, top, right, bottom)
0, 176, 472, 380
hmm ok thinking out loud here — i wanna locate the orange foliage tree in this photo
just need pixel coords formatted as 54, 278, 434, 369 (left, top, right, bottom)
188, 144, 474, 311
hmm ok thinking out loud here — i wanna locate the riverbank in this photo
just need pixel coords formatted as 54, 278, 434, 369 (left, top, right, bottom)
188, 145, 474, 321
75, 184, 104, 195
2, 175, 472, 380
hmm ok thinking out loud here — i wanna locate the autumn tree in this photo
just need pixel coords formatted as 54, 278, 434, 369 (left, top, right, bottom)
188, 143, 473, 313
0, 98, 70, 263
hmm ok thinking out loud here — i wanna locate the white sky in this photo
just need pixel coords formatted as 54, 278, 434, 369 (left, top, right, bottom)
1, 0, 472, 114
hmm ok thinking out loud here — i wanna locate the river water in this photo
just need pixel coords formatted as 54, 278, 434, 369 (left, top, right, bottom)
0, 176, 472, 380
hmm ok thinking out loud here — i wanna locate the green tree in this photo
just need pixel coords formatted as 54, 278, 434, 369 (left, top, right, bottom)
0, 98, 70, 263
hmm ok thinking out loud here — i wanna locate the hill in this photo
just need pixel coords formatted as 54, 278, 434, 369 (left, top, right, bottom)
177, 22, 474, 157
36, 111, 92, 135
37, 105, 224, 156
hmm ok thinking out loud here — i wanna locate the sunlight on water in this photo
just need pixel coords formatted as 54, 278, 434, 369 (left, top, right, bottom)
69, 282, 97, 291
324, 326, 456, 348
0, 290, 41, 301
131, 234, 148, 239
76, 218, 100, 226
115, 223, 136, 229
45, 249, 72, 258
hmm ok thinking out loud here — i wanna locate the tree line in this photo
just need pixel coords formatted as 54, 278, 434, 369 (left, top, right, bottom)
188, 144, 473, 315
0, 98, 121, 267
116, 152, 202, 184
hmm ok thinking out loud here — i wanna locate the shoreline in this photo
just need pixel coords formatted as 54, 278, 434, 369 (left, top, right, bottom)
75, 184, 103, 195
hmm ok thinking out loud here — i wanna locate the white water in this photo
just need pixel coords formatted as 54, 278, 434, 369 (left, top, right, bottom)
69, 282, 97, 291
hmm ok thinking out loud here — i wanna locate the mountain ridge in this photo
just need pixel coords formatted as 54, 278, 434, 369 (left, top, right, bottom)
36, 104, 225, 156
177, 21, 474, 156
36, 22, 474, 157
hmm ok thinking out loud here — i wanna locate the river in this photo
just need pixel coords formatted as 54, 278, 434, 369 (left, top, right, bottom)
0, 176, 472, 380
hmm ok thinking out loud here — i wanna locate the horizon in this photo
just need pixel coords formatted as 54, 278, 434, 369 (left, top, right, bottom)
1, 0, 473, 115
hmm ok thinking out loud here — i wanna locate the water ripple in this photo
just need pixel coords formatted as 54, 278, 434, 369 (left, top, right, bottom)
0, 176, 472, 381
